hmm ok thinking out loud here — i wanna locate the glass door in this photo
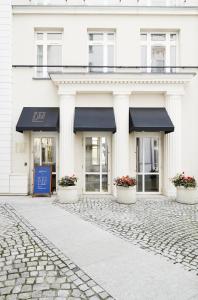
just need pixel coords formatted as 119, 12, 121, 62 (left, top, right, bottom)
33, 137, 56, 191
136, 137, 160, 193
84, 136, 109, 193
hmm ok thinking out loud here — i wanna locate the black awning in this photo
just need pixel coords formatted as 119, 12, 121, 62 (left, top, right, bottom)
16, 107, 59, 133
129, 107, 174, 134
74, 107, 116, 133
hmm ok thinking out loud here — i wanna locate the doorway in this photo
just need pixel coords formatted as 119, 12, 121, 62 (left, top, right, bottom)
136, 134, 161, 193
32, 134, 57, 192
84, 134, 111, 194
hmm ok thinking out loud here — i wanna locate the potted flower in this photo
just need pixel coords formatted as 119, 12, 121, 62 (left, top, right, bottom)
57, 175, 78, 203
171, 172, 198, 204
114, 175, 137, 204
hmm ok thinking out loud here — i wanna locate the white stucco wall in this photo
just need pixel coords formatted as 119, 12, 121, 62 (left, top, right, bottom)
0, 0, 12, 193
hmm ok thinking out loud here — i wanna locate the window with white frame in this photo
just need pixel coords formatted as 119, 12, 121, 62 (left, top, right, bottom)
88, 32, 115, 72
35, 31, 63, 78
141, 32, 177, 73
138, 0, 183, 6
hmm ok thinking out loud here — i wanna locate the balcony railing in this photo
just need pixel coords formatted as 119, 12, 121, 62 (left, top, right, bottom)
12, 65, 198, 78
14, 0, 198, 7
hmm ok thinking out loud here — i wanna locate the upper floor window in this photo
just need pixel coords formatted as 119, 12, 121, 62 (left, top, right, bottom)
141, 32, 177, 73
88, 32, 115, 72
142, 0, 180, 5
35, 31, 62, 78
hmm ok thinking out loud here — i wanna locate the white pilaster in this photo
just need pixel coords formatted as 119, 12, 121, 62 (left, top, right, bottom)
58, 90, 76, 178
164, 92, 183, 197
113, 92, 130, 178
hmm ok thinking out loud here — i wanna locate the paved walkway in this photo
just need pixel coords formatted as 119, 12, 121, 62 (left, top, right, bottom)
0, 196, 198, 300
56, 195, 198, 273
0, 203, 112, 300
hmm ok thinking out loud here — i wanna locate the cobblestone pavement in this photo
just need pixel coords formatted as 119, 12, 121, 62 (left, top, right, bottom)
0, 204, 114, 300
55, 196, 198, 274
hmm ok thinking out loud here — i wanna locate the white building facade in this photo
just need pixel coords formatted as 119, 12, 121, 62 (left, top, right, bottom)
1, 0, 198, 197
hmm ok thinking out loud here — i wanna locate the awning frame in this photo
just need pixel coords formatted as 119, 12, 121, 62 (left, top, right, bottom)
74, 107, 116, 134
129, 107, 174, 134
16, 107, 59, 133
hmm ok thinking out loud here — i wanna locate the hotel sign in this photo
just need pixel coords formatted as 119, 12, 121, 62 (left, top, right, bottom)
32, 112, 46, 123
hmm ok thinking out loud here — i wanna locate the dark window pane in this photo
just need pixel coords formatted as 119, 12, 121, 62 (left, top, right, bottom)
137, 175, 143, 192
102, 175, 108, 192
136, 138, 143, 172
86, 175, 100, 192
145, 175, 159, 192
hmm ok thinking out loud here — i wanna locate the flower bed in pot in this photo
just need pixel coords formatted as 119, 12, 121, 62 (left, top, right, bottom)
114, 175, 137, 204
57, 175, 79, 203
172, 172, 198, 204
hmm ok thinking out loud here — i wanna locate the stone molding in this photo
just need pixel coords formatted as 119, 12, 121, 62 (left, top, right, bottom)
51, 72, 195, 86
13, 5, 198, 17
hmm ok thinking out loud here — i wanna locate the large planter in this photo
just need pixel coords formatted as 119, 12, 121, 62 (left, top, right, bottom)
176, 186, 198, 205
116, 186, 136, 204
57, 186, 79, 203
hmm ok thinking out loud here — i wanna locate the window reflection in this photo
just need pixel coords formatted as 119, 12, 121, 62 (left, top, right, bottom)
33, 138, 40, 166
136, 137, 159, 192
85, 136, 108, 193
41, 138, 56, 172
101, 137, 108, 172
86, 137, 100, 172
144, 138, 159, 173
151, 46, 165, 73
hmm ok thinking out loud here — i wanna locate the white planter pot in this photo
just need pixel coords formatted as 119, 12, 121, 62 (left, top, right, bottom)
176, 187, 198, 205
57, 186, 79, 203
116, 186, 136, 204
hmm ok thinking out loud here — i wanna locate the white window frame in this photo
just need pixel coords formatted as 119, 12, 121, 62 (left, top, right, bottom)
32, 0, 50, 4
139, 0, 182, 6
35, 31, 63, 78
141, 32, 178, 73
88, 31, 115, 73
83, 132, 111, 194
135, 132, 162, 195
31, 132, 59, 194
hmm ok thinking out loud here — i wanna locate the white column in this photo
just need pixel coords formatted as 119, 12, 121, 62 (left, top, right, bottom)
164, 92, 182, 197
58, 90, 76, 178
113, 92, 130, 178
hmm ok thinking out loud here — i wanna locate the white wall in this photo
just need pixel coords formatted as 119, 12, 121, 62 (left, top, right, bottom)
0, 0, 12, 193
130, 93, 165, 107
76, 93, 113, 107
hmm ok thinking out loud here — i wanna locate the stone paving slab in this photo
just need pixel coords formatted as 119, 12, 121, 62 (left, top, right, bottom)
0, 203, 113, 300
55, 195, 198, 275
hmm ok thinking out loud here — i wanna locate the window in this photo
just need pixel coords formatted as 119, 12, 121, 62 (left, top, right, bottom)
88, 32, 115, 72
35, 31, 62, 78
139, 0, 180, 6
141, 32, 177, 73
136, 137, 160, 193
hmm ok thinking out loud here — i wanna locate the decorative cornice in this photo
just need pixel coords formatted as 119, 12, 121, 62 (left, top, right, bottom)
12, 5, 198, 16
50, 72, 195, 86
